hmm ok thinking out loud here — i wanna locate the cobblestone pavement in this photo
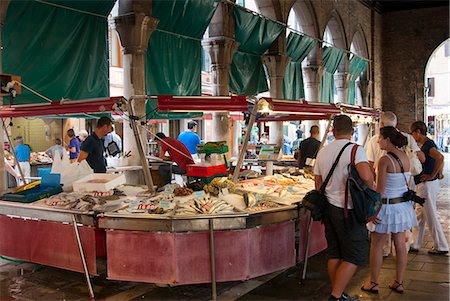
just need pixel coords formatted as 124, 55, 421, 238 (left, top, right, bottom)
1, 154, 449, 301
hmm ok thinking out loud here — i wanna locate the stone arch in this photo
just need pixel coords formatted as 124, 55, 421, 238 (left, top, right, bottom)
350, 27, 370, 106
290, 0, 319, 38
323, 10, 347, 51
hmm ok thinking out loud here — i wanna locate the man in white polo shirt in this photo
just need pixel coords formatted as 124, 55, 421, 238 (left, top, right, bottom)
315, 115, 374, 301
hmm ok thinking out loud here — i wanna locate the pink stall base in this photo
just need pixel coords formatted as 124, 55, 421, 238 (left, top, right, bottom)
106, 221, 295, 285
297, 217, 328, 262
0, 215, 98, 275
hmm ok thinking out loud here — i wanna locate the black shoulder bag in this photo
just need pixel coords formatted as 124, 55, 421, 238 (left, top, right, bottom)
387, 152, 425, 206
302, 142, 352, 221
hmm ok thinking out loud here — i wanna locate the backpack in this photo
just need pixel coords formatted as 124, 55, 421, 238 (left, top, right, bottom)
345, 145, 382, 224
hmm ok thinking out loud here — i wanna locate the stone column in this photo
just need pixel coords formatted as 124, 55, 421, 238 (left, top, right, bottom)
335, 72, 351, 104
358, 79, 371, 107
302, 65, 323, 103
0, 0, 10, 190
114, 12, 158, 166
262, 53, 290, 148
202, 37, 238, 145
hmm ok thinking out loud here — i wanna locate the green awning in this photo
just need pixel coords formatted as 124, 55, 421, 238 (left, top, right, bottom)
348, 56, 368, 105
146, 99, 202, 120
229, 8, 284, 96
283, 33, 317, 100
145, 0, 219, 96
38, 113, 112, 119
320, 47, 346, 103
2, 0, 115, 105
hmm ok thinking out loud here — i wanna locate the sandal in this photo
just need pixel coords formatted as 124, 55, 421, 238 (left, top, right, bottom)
428, 249, 448, 255
389, 280, 404, 294
361, 281, 379, 294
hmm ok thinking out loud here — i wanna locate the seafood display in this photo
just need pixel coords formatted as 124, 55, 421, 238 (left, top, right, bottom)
174, 187, 193, 196
203, 177, 236, 196
43, 192, 106, 211
176, 196, 236, 216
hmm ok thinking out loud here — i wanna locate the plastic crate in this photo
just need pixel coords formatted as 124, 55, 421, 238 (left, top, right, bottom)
2, 185, 63, 203
186, 164, 227, 177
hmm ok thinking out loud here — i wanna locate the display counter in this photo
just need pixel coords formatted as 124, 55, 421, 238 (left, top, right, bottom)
99, 207, 297, 284
0, 200, 101, 275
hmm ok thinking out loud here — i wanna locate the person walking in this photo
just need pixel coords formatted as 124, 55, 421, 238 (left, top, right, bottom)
361, 127, 418, 295
409, 121, 448, 254
314, 115, 374, 301
13, 136, 31, 186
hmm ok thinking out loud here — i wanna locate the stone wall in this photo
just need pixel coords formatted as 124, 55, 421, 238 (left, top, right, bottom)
381, 6, 449, 132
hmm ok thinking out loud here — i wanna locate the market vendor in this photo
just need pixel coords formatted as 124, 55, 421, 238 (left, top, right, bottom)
296, 125, 320, 168
155, 132, 194, 185
13, 136, 31, 185
77, 117, 113, 173
46, 138, 65, 160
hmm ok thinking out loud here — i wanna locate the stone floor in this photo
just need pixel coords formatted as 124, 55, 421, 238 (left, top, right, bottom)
1, 154, 449, 301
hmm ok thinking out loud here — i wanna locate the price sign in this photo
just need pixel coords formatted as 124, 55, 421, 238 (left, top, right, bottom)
194, 190, 206, 199
159, 200, 171, 210
164, 187, 175, 194
287, 186, 294, 193
255, 194, 262, 201
222, 188, 229, 195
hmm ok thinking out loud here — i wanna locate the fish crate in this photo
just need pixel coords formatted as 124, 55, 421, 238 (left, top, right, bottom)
186, 164, 227, 177
2, 185, 63, 203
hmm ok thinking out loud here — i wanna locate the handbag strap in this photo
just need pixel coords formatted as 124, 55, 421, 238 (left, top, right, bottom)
387, 151, 409, 187
320, 142, 352, 192
344, 144, 359, 218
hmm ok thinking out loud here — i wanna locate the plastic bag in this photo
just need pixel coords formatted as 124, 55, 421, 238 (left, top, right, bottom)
52, 156, 93, 191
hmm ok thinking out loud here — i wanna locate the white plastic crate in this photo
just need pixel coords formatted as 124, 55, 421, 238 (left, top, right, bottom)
72, 173, 126, 192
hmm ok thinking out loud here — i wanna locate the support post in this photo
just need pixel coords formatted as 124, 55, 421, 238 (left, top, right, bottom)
232, 100, 258, 183
126, 97, 155, 194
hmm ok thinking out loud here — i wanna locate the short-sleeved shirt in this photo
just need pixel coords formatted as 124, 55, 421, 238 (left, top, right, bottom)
104, 132, 122, 152
314, 139, 368, 209
177, 131, 201, 154
366, 132, 420, 172
414, 138, 439, 184
161, 137, 195, 170
81, 132, 106, 173
298, 137, 321, 168
14, 144, 31, 162
69, 137, 81, 159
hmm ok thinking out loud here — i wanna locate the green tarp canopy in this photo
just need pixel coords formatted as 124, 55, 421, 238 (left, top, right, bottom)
2, 0, 115, 105
320, 46, 346, 103
283, 32, 317, 100
229, 8, 284, 96
146, 99, 202, 120
348, 56, 368, 105
145, 0, 219, 96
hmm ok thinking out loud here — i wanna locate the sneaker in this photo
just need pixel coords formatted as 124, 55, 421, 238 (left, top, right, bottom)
428, 248, 448, 255
409, 247, 419, 253
342, 293, 360, 301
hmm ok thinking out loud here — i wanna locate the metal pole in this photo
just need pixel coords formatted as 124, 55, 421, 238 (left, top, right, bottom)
232, 100, 259, 183
209, 219, 217, 301
71, 215, 95, 300
126, 97, 155, 194
301, 212, 313, 281
362, 122, 373, 148
2, 118, 25, 185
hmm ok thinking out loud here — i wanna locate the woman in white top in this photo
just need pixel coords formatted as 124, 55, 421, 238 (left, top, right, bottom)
361, 126, 418, 295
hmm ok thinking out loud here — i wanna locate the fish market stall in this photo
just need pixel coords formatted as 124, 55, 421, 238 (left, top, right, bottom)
97, 176, 303, 285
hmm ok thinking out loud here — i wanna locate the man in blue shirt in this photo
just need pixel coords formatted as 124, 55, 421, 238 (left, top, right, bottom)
78, 117, 113, 173
14, 136, 31, 185
178, 121, 201, 161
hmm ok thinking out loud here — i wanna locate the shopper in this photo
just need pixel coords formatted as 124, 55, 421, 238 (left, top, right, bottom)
67, 129, 80, 163
361, 127, 417, 295
77, 117, 113, 173
77, 130, 88, 143
45, 138, 65, 160
366, 111, 424, 257
13, 136, 31, 186
297, 125, 321, 168
409, 121, 448, 254
155, 132, 194, 185
104, 125, 122, 155
178, 121, 201, 160
314, 115, 374, 301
